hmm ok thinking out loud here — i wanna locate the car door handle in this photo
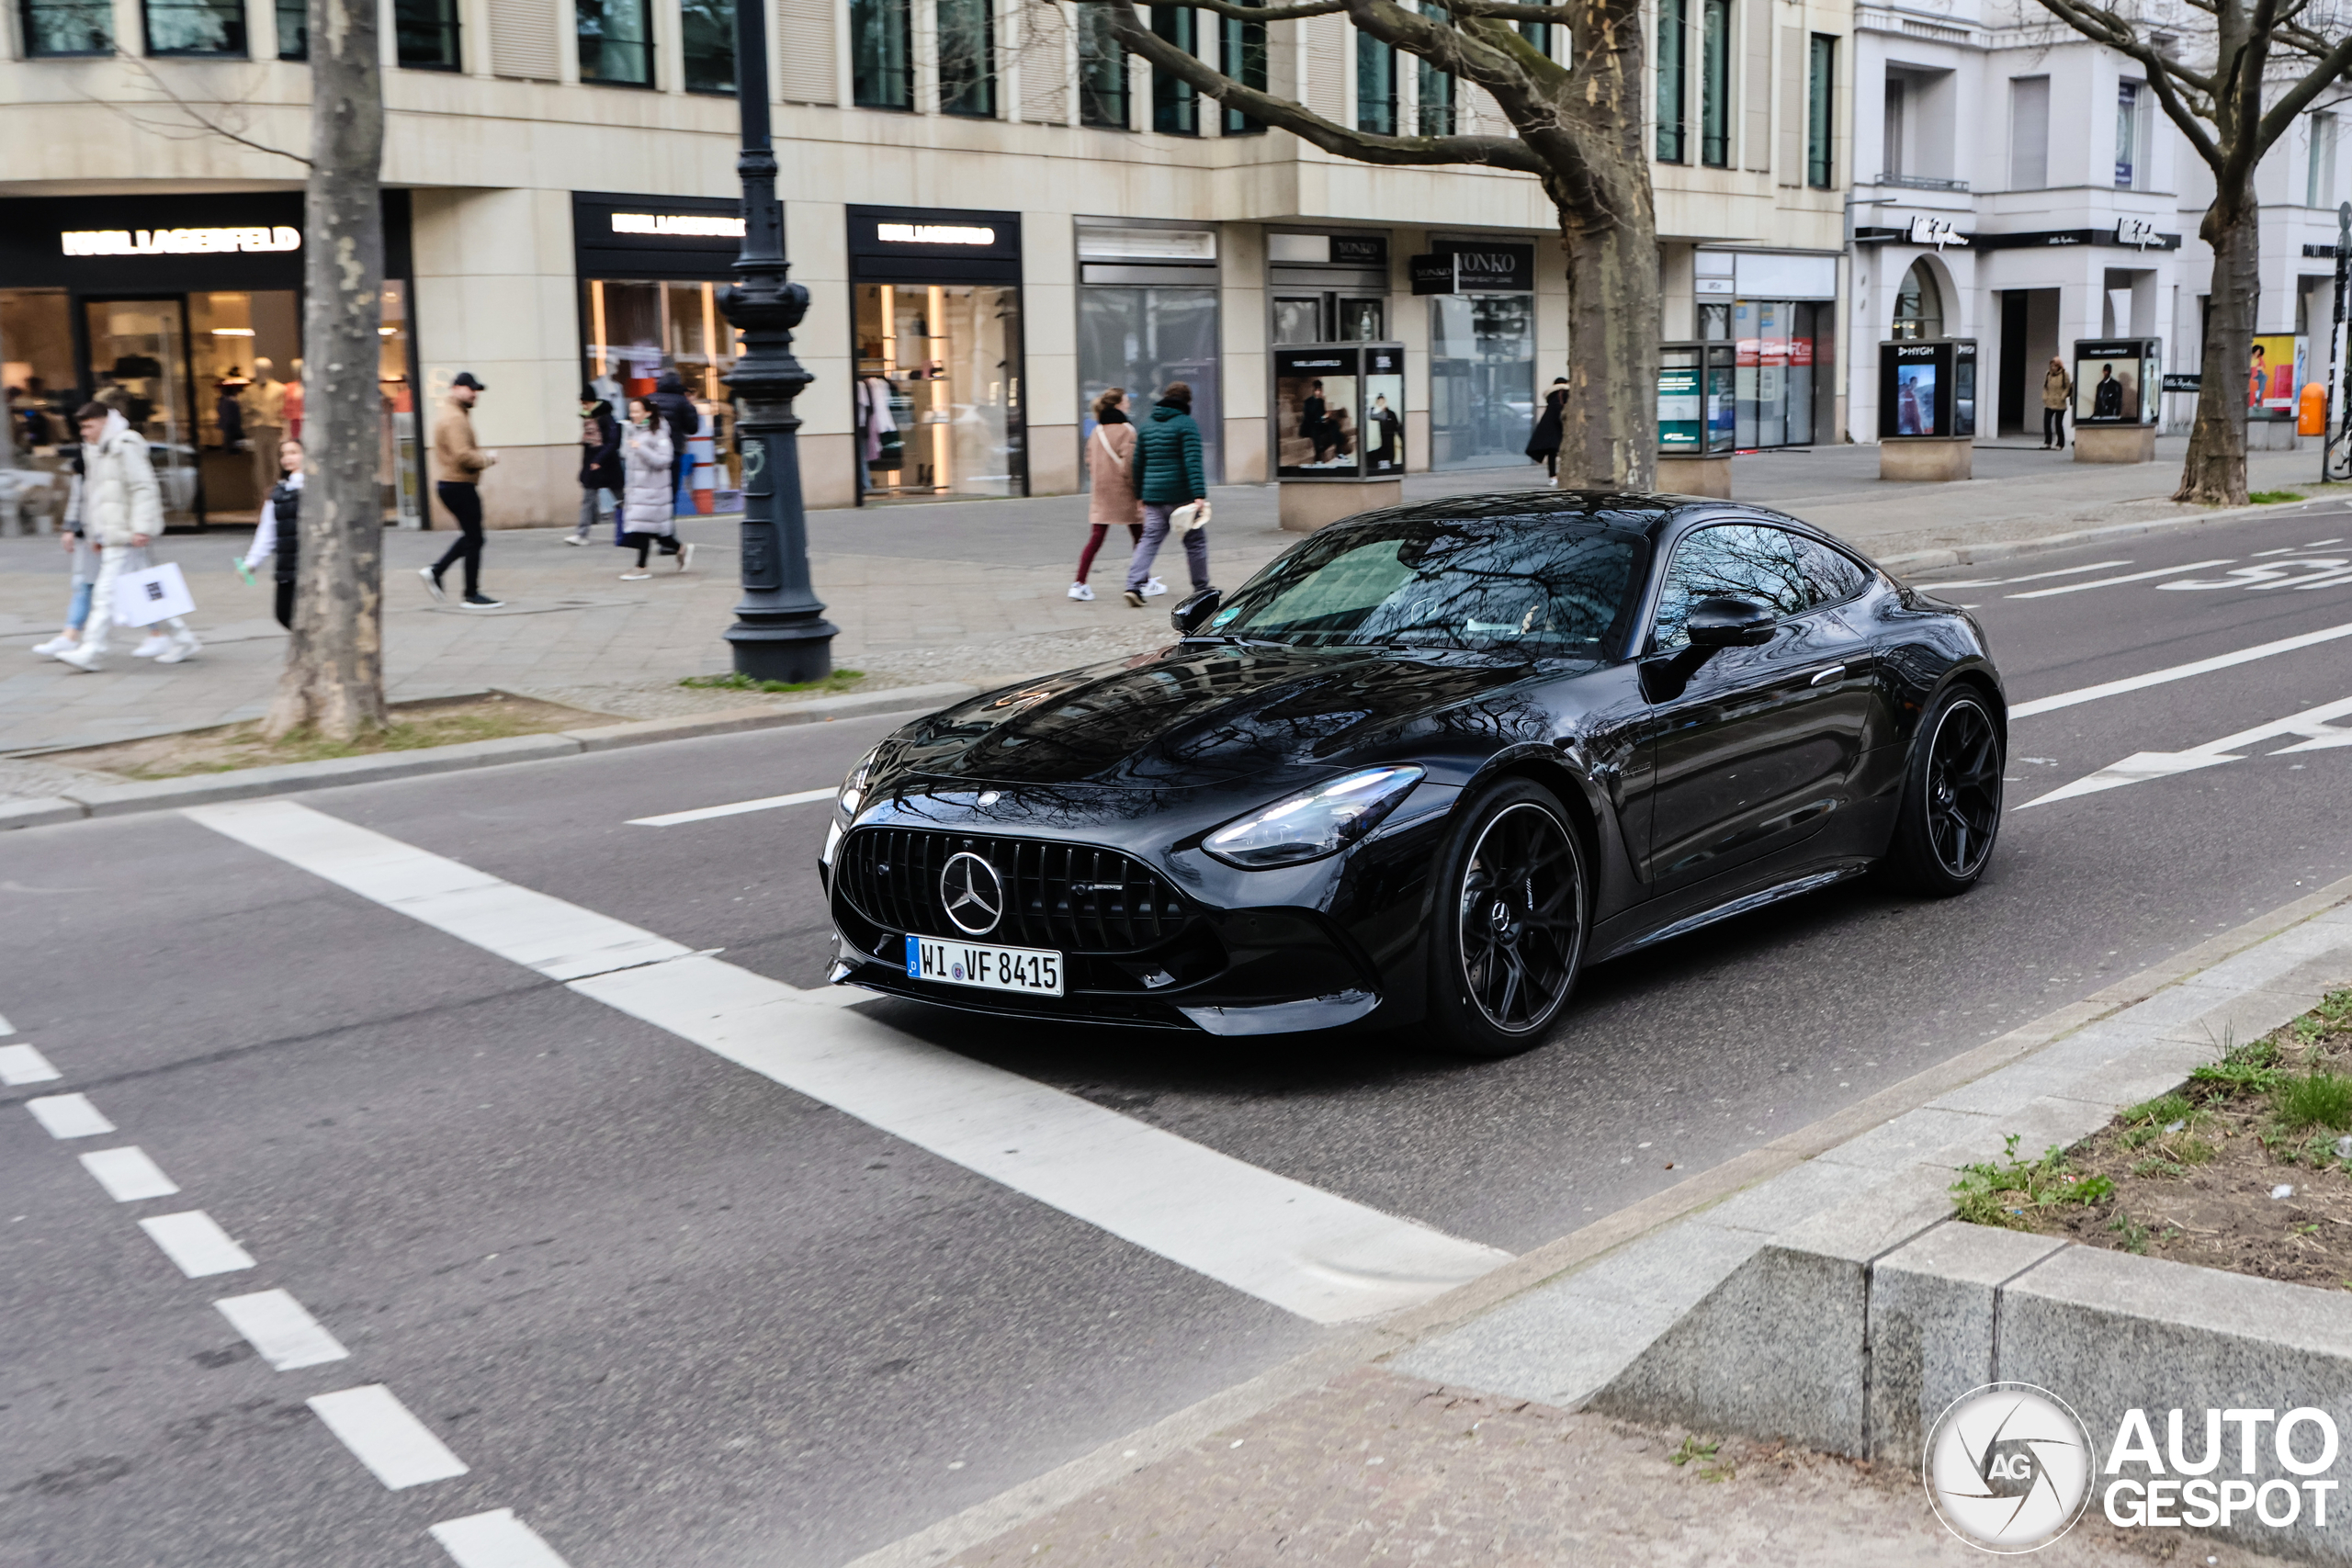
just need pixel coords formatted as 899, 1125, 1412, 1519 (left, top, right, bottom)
1807, 664, 1847, 687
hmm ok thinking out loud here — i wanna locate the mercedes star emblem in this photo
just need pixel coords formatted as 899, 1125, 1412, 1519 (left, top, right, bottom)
939, 852, 1004, 936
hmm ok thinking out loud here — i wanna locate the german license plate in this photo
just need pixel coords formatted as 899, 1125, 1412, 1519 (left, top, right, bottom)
906, 935, 1064, 998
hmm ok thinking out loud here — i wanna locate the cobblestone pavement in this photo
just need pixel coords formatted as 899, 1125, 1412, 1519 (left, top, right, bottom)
950, 1367, 2257, 1568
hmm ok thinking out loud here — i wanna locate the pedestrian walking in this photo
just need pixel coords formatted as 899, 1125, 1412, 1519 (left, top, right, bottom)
28, 445, 97, 660
423, 371, 503, 607
2041, 357, 2073, 449
650, 369, 698, 503
1124, 381, 1211, 610
52, 404, 200, 671
616, 398, 690, 580
1071, 388, 1143, 602
1526, 377, 1568, 479
239, 437, 305, 629
569, 389, 621, 545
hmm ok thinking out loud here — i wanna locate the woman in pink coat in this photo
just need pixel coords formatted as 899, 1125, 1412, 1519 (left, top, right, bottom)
1071, 388, 1144, 602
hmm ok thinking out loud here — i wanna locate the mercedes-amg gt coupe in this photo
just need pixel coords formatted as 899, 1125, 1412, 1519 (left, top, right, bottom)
819, 491, 2005, 1057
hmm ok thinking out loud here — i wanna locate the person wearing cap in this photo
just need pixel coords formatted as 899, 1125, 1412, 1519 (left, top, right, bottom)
424, 371, 502, 607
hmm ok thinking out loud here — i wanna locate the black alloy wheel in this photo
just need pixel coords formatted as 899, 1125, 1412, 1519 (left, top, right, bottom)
1429, 778, 1589, 1058
1885, 686, 2004, 895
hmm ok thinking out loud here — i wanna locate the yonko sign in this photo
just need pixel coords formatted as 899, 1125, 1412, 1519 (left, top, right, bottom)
1924, 1384, 2345, 1552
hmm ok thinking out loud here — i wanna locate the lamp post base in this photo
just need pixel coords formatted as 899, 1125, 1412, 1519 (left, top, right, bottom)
726, 615, 840, 682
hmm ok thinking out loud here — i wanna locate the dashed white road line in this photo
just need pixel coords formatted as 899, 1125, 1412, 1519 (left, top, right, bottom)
628, 785, 836, 826
215, 1288, 350, 1370
307, 1384, 471, 1490
2021, 693, 2352, 807
188, 798, 1513, 1325
2007, 619, 2352, 719
0, 1043, 60, 1084
26, 1092, 114, 1138
139, 1210, 257, 1278
429, 1509, 574, 1568
2007, 558, 2235, 598
79, 1145, 181, 1201
1917, 558, 2132, 590
0, 1010, 13, 1033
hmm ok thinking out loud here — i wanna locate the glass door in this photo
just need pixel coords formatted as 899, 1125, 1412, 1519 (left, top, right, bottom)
85, 299, 200, 528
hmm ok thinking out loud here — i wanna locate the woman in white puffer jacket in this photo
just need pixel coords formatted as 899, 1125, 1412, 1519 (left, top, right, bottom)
56, 404, 199, 671
616, 397, 689, 580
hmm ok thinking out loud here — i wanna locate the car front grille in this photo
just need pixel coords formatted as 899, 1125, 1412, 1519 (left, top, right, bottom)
834, 828, 1193, 954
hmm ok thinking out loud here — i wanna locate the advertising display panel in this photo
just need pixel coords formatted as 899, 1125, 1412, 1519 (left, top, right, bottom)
1362, 344, 1405, 476
1272, 343, 1407, 479
2247, 333, 2306, 418
2072, 338, 2160, 424
1658, 342, 1736, 455
1877, 339, 1979, 441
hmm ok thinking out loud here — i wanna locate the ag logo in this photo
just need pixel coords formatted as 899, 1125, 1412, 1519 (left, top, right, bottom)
1923, 1382, 2094, 1552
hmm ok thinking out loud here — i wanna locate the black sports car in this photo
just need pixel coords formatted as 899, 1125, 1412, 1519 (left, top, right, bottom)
820, 491, 2005, 1057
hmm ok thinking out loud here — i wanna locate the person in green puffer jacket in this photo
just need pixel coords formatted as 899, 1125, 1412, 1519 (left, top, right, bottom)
1123, 381, 1212, 609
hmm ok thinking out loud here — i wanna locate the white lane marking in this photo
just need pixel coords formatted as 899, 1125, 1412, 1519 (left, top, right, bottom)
2007, 558, 2235, 598
1918, 558, 2133, 590
0, 1043, 61, 1084
79, 1146, 181, 1201
2008, 620, 2352, 719
2255, 546, 2301, 557
307, 1384, 470, 1490
2020, 694, 2352, 808
215, 1288, 350, 1370
0, 1010, 13, 1033
188, 801, 1513, 1325
26, 1092, 114, 1138
2310, 537, 2346, 547
628, 786, 837, 826
140, 1211, 258, 1277
2154, 557, 2351, 592
429, 1509, 574, 1568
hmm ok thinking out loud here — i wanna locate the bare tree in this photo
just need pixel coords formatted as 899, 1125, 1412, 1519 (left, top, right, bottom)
264, 0, 389, 739
1072, 0, 1660, 489
2032, 0, 2352, 503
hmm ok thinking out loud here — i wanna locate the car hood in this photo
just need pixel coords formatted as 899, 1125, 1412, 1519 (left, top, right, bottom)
879, 641, 1549, 788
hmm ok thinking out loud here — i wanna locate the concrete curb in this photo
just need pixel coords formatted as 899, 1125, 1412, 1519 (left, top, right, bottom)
1875, 491, 2349, 574
2, 682, 978, 828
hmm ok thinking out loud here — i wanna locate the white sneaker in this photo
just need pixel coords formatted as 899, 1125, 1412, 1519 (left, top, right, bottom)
1068, 582, 1095, 602
131, 634, 171, 658
55, 644, 103, 672
1142, 578, 1169, 598
30, 634, 74, 658
676, 542, 695, 572
564, 534, 585, 546
419, 566, 447, 602
620, 570, 651, 581
155, 630, 200, 665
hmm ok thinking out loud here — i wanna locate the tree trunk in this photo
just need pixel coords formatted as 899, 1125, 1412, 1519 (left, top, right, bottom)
1556, 199, 1661, 491
263, 0, 388, 741
2177, 179, 2260, 506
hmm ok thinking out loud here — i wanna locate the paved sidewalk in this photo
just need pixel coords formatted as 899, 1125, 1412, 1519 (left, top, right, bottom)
0, 439, 2329, 766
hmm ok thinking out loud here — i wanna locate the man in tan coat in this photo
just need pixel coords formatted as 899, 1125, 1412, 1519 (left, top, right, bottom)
2041, 358, 2073, 450
424, 372, 501, 606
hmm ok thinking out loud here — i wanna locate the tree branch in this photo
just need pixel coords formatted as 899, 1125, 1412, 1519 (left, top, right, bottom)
2255, 32, 2352, 153
103, 50, 311, 167
2032, 0, 2222, 165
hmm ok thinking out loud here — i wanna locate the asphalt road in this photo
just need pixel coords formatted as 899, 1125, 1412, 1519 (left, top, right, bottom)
6, 497, 2352, 1567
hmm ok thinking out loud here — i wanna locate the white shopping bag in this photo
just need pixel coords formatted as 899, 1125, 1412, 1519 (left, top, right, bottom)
112, 560, 196, 627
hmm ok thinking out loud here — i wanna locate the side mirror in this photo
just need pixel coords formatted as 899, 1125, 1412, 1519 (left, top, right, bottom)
1172, 588, 1223, 636
1684, 595, 1777, 649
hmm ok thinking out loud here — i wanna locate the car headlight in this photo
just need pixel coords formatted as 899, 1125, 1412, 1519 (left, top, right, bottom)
837, 750, 876, 817
1202, 766, 1425, 869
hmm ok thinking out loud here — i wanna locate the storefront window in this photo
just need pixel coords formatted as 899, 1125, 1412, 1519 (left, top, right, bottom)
1080, 6, 1128, 127
1429, 293, 1534, 469
681, 0, 733, 93
188, 289, 300, 520
20, 0, 111, 53
853, 0, 913, 108
854, 283, 1023, 500
145, 0, 244, 53
579, 0, 653, 85
2, 289, 79, 533
582, 278, 744, 500
395, 0, 460, 68
1892, 259, 1943, 340
1730, 299, 1817, 449
276, 0, 304, 54
1079, 286, 1219, 485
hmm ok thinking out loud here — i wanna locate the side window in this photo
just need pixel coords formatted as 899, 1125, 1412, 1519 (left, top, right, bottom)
1651, 524, 1810, 647
1796, 536, 1872, 607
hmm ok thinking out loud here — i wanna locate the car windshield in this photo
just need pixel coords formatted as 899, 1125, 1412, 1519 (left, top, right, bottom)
1204, 516, 1643, 655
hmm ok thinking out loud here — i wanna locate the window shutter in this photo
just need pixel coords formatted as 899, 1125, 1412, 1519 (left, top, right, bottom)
1306, 15, 1346, 122
778, 0, 840, 103
1742, 0, 1770, 171
1018, 0, 1070, 123
1777, 24, 1801, 184
488, 0, 558, 80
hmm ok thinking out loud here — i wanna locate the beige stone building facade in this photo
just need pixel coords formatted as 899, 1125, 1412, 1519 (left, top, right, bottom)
1, 0, 1850, 526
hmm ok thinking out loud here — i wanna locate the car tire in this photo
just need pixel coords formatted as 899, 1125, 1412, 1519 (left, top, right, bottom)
1426, 777, 1589, 1059
1883, 683, 2005, 897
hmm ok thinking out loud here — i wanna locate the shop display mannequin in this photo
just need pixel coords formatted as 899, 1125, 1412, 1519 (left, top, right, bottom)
243, 357, 288, 501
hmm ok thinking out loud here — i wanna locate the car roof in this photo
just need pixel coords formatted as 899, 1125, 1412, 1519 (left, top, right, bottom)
1328, 490, 1721, 539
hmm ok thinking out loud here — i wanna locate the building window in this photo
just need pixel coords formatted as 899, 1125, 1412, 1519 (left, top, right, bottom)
681, 0, 734, 93
145, 0, 246, 54
17, 0, 110, 54
394, 0, 460, 68
1419, 3, 1454, 135
275, 0, 304, 56
852, 0, 913, 108
1518, 17, 1551, 56
1655, 0, 1686, 162
1699, 0, 1729, 167
1892, 258, 1943, 340
1883, 74, 1905, 178
2311, 112, 2339, 207
1080, 3, 1128, 127
1221, 4, 1266, 134
939, 0, 996, 116
2008, 74, 2048, 189
1357, 31, 1396, 134
2114, 81, 2142, 188
1806, 34, 1835, 188
1151, 6, 1197, 133
579, 0, 652, 85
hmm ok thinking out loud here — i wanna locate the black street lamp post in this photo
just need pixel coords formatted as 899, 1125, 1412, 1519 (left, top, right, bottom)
718, 0, 838, 682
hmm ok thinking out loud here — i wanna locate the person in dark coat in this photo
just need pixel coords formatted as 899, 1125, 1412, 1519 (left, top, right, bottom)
1302, 379, 1336, 463
650, 370, 699, 503
1125, 381, 1211, 608
569, 390, 622, 544
2092, 364, 2124, 420
1526, 377, 1568, 478
239, 437, 305, 629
